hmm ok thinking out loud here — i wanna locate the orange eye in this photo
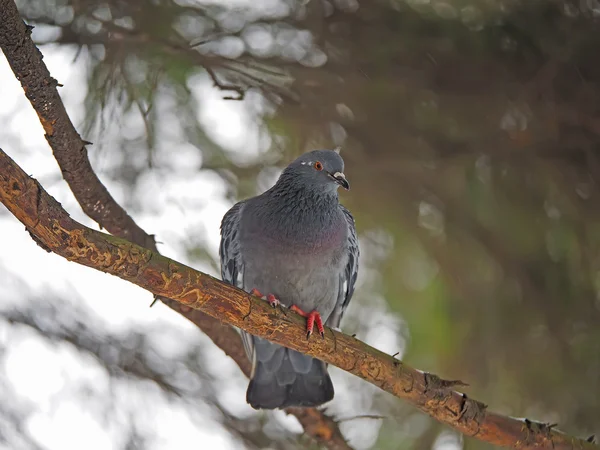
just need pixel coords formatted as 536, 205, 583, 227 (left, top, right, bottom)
314, 161, 323, 171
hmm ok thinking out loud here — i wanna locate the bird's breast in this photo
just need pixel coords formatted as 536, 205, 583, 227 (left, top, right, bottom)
240, 214, 347, 317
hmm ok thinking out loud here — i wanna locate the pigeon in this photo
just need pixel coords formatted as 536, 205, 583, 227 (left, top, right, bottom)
219, 148, 359, 410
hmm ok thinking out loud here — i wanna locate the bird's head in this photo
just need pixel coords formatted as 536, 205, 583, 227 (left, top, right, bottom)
281, 148, 349, 193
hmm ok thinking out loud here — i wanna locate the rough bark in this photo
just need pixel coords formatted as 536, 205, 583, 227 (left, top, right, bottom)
0, 1, 349, 448
1, 147, 597, 450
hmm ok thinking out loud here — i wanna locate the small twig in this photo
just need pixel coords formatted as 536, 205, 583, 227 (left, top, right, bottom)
205, 66, 245, 101
337, 414, 386, 423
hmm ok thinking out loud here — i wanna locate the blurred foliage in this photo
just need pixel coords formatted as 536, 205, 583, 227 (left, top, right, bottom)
7, 0, 600, 448
0, 292, 319, 450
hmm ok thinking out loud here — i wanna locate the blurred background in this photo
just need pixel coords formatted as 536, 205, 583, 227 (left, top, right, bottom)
1, 0, 599, 448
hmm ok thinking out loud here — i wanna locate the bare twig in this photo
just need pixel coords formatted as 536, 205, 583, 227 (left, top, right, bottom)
337, 415, 386, 423
25, 13, 294, 101
1, 147, 598, 450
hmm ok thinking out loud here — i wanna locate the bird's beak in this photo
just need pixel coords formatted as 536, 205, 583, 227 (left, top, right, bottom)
331, 171, 350, 190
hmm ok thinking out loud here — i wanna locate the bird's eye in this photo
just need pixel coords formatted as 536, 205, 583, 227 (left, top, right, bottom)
314, 161, 323, 171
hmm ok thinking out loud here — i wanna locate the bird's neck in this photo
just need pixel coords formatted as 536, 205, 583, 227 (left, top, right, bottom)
268, 178, 339, 209
255, 182, 341, 242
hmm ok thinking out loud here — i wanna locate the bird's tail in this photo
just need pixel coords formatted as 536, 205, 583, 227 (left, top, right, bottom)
246, 337, 334, 410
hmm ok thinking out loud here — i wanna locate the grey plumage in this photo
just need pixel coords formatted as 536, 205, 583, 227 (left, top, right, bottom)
219, 149, 359, 410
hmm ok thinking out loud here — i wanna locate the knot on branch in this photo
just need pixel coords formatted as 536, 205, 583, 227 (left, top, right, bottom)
522, 418, 558, 446
457, 393, 487, 425
423, 372, 468, 403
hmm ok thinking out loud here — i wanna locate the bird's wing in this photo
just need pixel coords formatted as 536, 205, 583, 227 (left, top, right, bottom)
326, 205, 360, 329
219, 201, 254, 358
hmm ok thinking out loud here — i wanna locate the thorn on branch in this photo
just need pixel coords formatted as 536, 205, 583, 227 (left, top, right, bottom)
392, 351, 399, 358
25, 24, 34, 34
587, 435, 595, 443
81, 140, 93, 146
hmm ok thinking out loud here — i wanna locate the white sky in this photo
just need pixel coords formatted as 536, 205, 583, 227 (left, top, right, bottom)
0, 36, 409, 450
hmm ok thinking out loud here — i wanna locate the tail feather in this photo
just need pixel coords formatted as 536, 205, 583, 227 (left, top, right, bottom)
247, 337, 334, 410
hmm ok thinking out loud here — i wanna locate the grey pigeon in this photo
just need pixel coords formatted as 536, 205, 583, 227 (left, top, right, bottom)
219, 149, 359, 410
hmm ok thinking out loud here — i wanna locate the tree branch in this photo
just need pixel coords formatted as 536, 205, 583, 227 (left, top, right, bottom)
0, 1, 349, 448
0, 1, 156, 251
1, 147, 597, 450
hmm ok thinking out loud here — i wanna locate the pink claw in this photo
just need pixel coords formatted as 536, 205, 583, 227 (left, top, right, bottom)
250, 289, 280, 307
290, 305, 324, 339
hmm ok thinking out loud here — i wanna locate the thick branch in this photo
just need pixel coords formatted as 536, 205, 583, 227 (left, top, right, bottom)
0, 0, 155, 250
0, 2, 348, 448
1, 148, 597, 450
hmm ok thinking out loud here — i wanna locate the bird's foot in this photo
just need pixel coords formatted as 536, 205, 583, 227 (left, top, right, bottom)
250, 288, 281, 307
289, 305, 324, 339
